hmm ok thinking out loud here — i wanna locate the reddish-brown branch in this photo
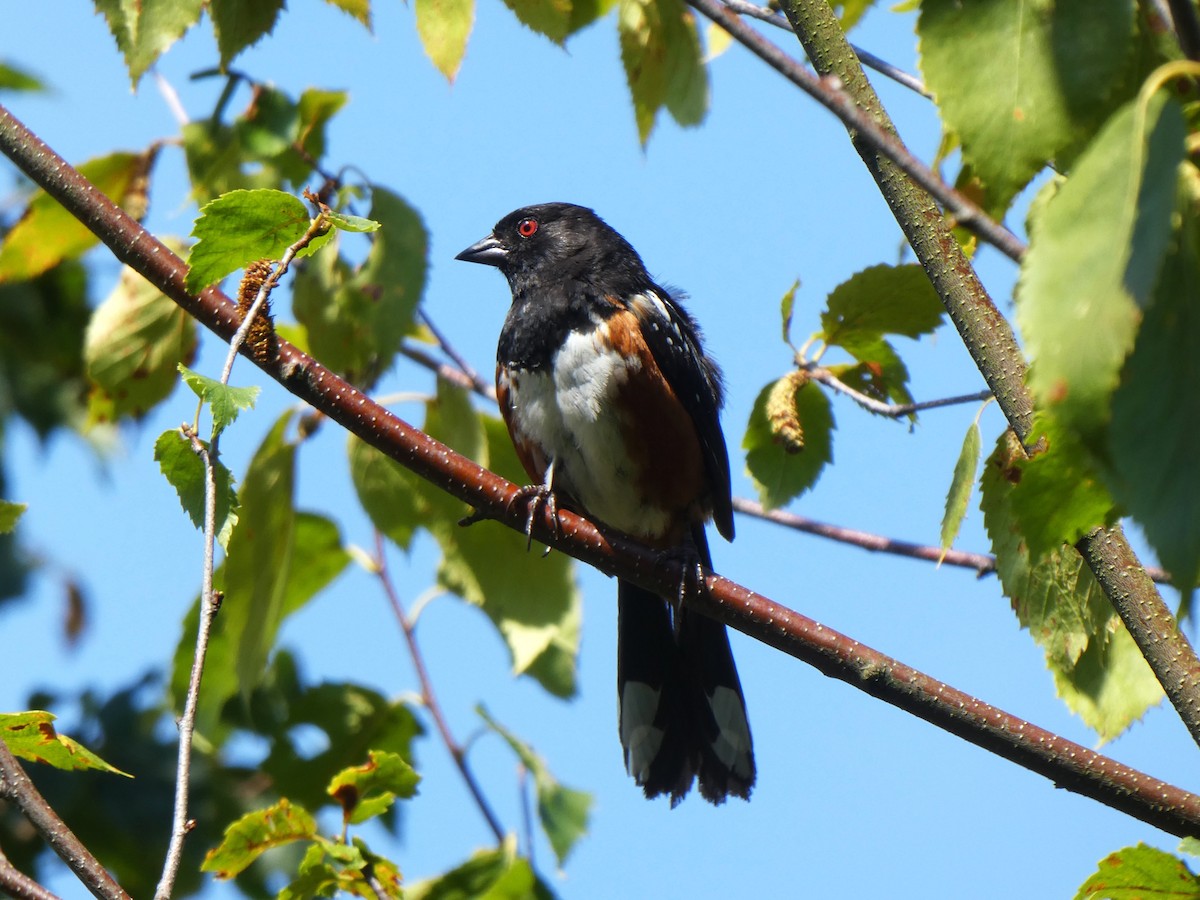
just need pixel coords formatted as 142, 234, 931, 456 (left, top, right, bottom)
2, 103, 1199, 837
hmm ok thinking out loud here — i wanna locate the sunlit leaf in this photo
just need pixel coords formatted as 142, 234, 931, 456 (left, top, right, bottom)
939, 421, 980, 557
327, 750, 420, 825
154, 429, 240, 551
0, 501, 27, 534
0, 62, 46, 92
93, 0, 205, 85
819, 263, 944, 346
416, 0, 474, 80
179, 366, 261, 438
0, 710, 130, 776
1073, 843, 1200, 900
618, 0, 708, 143
202, 799, 317, 879
744, 377, 834, 509
405, 838, 553, 900
0, 150, 157, 283
209, 0, 286, 69
186, 189, 311, 293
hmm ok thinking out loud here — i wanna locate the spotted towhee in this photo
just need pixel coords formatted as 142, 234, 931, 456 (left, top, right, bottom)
457, 202, 755, 805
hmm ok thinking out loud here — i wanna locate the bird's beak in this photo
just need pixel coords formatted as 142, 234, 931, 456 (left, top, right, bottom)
456, 233, 508, 267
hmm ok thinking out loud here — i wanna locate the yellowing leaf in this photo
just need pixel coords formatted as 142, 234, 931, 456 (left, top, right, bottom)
416, 0, 475, 80
0, 710, 130, 776
202, 799, 317, 879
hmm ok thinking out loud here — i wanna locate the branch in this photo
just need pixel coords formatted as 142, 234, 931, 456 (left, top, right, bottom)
3, 105, 1200, 838
760, 0, 1200, 751
0, 845, 61, 900
806, 367, 992, 418
0, 740, 130, 900
686, 0, 1028, 263
372, 532, 507, 844
718, 0, 931, 98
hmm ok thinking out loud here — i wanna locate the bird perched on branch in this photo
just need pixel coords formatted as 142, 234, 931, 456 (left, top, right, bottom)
457, 202, 754, 805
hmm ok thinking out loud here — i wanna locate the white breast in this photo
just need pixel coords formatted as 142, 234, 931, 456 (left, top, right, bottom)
505, 326, 673, 539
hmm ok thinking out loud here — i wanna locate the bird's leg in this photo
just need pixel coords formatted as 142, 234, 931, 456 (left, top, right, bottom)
509, 459, 561, 553
657, 542, 707, 636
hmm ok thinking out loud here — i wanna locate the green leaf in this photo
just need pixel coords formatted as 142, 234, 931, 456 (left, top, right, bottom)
918, 0, 1136, 212
327, 750, 420, 825
348, 435, 426, 551
293, 187, 427, 380
1073, 843, 1200, 900
84, 262, 197, 425
819, 263, 944, 347
479, 706, 591, 868
0, 500, 27, 534
832, 0, 874, 31
1109, 200, 1200, 593
405, 838, 554, 900
618, 0, 709, 144
1018, 91, 1185, 442
202, 799, 317, 879
179, 366, 261, 437
500, 0, 573, 43
0, 150, 155, 283
981, 431, 1163, 739
323, 0, 373, 28
416, 0, 475, 80
1007, 418, 1115, 560
154, 429, 240, 551
779, 278, 799, 346
325, 210, 381, 234
209, 0, 286, 69
186, 189, 311, 293
744, 377, 834, 510
0, 62, 46, 92
834, 334, 916, 411
940, 421, 980, 556
93, 0, 205, 85
0, 710, 131, 776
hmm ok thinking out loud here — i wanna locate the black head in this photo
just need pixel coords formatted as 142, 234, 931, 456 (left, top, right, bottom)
456, 203, 650, 292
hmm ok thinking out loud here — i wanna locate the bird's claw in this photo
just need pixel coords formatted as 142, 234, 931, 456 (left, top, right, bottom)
509, 483, 560, 553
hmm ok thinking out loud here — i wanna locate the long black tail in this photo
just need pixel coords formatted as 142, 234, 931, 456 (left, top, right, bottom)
616, 527, 755, 805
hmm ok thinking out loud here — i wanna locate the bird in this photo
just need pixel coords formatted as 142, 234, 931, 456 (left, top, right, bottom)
456, 202, 755, 805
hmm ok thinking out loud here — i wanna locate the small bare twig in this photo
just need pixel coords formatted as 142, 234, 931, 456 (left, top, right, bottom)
718, 0, 931, 97
687, 0, 1028, 263
0, 844, 62, 900
417, 310, 494, 398
806, 366, 992, 418
0, 740, 130, 900
371, 532, 506, 843
155, 202, 331, 900
399, 341, 498, 401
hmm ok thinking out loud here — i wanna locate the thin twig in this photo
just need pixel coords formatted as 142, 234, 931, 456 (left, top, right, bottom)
372, 531, 507, 843
156, 205, 331, 900
3, 102, 1199, 836
0, 845, 62, 900
686, 0, 1028, 263
399, 341, 498, 401
417, 310, 493, 398
718, 0, 931, 97
807, 367, 992, 418
0, 740, 130, 900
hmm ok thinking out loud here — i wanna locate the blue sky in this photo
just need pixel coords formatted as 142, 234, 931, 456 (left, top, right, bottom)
2, 3, 1196, 898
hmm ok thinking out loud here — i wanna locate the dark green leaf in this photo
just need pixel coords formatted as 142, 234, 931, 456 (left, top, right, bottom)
919, 0, 1136, 212
478, 707, 591, 867
326, 750, 420, 825
186, 188, 311, 293
325, 210, 381, 233
179, 365, 261, 437
1018, 92, 1185, 441
0, 710, 130, 776
1109, 202, 1200, 593
501, 0, 573, 43
0, 151, 155, 283
416, 0, 475, 80
940, 421, 980, 556
981, 431, 1162, 739
0, 500, 27, 534
1073, 843, 1200, 900
93, 0, 205, 85
153, 428, 240, 550
406, 840, 554, 900
201, 799, 317, 879
209, 0, 286, 69
819, 263, 944, 346
744, 377, 834, 510
1007, 417, 1115, 560
618, 0, 708, 143
835, 334, 915, 411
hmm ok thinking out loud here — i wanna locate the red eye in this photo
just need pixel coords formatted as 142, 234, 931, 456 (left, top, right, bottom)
517, 217, 538, 238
